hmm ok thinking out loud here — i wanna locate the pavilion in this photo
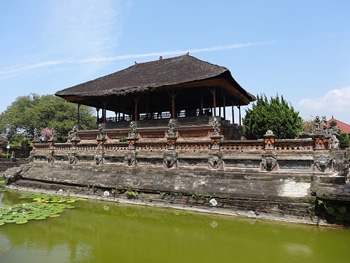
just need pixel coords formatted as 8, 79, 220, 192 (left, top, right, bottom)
56, 54, 255, 128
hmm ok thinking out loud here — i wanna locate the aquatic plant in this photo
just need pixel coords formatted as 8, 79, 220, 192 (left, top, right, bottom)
125, 189, 138, 199
0, 192, 86, 226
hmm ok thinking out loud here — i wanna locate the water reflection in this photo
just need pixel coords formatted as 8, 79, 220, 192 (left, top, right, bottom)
284, 243, 313, 257
210, 220, 218, 228
0, 191, 350, 263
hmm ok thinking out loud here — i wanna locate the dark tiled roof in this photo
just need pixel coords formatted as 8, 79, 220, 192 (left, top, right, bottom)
56, 54, 255, 102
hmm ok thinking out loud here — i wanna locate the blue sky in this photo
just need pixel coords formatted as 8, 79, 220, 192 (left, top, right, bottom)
1, 0, 350, 123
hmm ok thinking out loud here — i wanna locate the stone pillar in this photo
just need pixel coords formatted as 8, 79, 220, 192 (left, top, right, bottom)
127, 121, 138, 150
313, 134, 329, 150
166, 119, 177, 150
262, 130, 278, 171
210, 117, 223, 150
263, 130, 275, 150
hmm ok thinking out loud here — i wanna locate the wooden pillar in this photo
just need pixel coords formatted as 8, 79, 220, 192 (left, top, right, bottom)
102, 109, 106, 123
133, 96, 139, 121
238, 105, 242, 126
168, 90, 179, 119
209, 88, 216, 117
231, 103, 235, 124
77, 103, 81, 125
223, 96, 226, 120
200, 89, 203, 115
96, 108, 100, 124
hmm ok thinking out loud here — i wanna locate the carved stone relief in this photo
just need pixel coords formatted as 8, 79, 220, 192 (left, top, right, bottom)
94, 151, 104, 165
163, 151, 178, 169
166, 119, 177, 138
208, 152, 223, 169
261, 152, 278, 171
212, 117, 220, 136
314, 155, 331, 172
124, 151, 137, 166
68, 151, 78, 165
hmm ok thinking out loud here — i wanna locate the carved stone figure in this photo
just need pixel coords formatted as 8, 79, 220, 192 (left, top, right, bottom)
208, 152, 223, 169
68, 151, 78, 164
314, 155, 331, 172
166, 119, 177, 138
94, 152, 104, 165
46, 150, 55, 164
97, 124, 106, 140
129, 121, 137, 139
33, 128, 40, 143
314, 116, 321, 132
331, 134, 340, 150
124, 151, 136, 166
321, 116, 327, 130
261, 152, 278, 171
68, 126, 79, 142
212, 117, 220, 136
163, 151, 178, 168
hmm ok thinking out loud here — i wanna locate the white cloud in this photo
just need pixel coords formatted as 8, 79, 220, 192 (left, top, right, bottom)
0, 41, 272, 76
298, 86, 350, 121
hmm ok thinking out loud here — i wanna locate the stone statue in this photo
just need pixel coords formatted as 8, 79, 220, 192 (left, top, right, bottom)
212, 117, 220, 136
33, 128, 40, 142
97, 124, 105, 140
167, 119, 177, 138
321, 116, 327, 130
331, 134, 340, 149
129, 121, 137, 139
68, 126, 79, 142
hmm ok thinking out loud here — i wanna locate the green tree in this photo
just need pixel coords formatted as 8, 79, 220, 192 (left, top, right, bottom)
242, 94, 303, 139
339, 131, 350, 149
0, 94, 96, 143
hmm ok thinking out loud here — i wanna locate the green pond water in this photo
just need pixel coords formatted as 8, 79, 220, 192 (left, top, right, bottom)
0, 189, 350, 263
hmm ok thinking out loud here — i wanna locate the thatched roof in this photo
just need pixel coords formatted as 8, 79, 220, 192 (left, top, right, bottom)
55, 55, 255, 106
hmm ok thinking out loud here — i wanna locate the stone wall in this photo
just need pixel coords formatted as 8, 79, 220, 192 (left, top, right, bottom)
0, 159, 28, 173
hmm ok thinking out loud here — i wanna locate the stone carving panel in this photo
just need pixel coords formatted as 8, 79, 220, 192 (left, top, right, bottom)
261, 152, 278, 171
68, 151, 78, 165
313, 155, 331, 172
208, 152, 223, 169
124, 151, 137, 167
94, 151, 104, 165
163, 151, 178, 169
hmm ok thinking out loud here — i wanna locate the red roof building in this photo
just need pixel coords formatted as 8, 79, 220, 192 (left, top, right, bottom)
327, 116, 350, 134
